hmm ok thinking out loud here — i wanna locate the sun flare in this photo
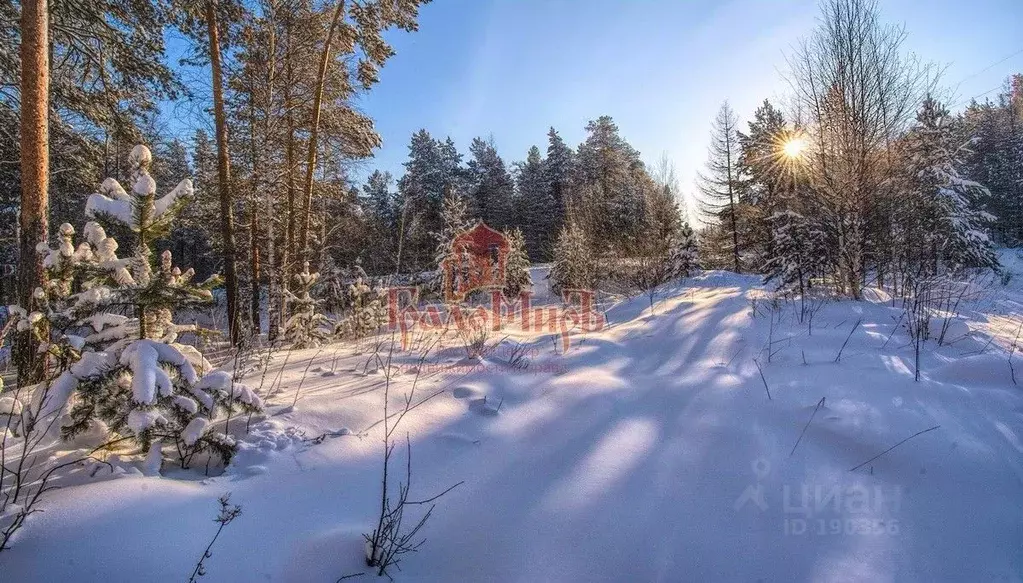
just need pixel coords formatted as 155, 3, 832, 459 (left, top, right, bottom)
782, 137, 807, 159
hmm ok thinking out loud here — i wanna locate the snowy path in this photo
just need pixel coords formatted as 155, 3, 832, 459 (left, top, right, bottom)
3, 274, 1023, 582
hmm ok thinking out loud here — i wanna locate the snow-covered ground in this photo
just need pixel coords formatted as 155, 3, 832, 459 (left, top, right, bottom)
3, 266, 1023, 582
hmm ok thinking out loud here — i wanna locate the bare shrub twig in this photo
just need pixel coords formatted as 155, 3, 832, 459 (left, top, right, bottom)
790, 397, 826, 457
187, 494, 243, 582
848, 425, 940, 472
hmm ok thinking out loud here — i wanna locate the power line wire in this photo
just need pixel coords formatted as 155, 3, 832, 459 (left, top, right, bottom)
947, 47, 1023, 109
954, 47, 1023, 88
953, 84, 1005, 109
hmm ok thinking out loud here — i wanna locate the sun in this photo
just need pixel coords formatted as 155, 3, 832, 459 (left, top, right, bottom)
745, 131, 809, 190
782, 137, 807, 159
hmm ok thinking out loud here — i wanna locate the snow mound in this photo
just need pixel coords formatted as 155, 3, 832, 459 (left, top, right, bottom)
469, 397, 502, 416
0, 395, 24, 416
452, 385, 484, 399
225, 419, 308, 476
930, 353, 1014, 386
928, 316, 971, 342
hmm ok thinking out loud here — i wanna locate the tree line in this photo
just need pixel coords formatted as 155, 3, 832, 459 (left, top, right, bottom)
352, 116, 691, 276
2, 0, 430, 383
695, 0, 1021, 300
3, 0, 1020, 384
1, 0, 691, 384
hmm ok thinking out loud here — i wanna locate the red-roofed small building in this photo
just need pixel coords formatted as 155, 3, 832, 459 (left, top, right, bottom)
441, 222, 509, 301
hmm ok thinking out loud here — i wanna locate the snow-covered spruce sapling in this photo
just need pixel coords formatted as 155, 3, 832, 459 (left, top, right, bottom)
334, 277, 388, 341
763, 210, 821, 298
14, 145, 263, 471
502, 228, 532, 298
283, 261, 332, 349
0, 323, 139, 553
668, 221, 699, 279
432, 190, 472, 273
550, 222, 596, 296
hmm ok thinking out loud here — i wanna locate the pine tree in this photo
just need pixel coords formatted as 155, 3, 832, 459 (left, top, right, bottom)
502, 228, 532, 297
291, 0, 428, 269
15, 0, 49, 385
550, 223, 596, 296
961, 78, 1023, 244
363, 170, 397, 228
738, 100, 790, 200
467, 137, 515, 229
16, 144, 262, 470
397, 130, 465, 272
573, 116, 649, 248
543, 127, 574, 228
335, 277, 387, 340
904, 97, 998, 272
84, 146, 205, 337
433, 189, 472, 269
737, 100, 791, 270
360, 170, 397, 273
283, 261, 330, 348
514, 145, 554, 260
168, 0, 246, 345
764, 210, 821, 295
1, 0, 181, 127
668, 221, 699, 279
697, 102, 744, 273
0, 0, 182, 196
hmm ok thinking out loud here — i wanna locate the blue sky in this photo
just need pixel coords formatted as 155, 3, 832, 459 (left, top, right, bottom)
357, 0, 1023, 211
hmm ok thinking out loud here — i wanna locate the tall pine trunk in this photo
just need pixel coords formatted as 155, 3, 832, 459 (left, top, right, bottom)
206, 0, 241, 345
299, 0, 346, 263
16, 0, 49, 386
281, 19, 295, 336
247, 73, 261, 334
726, 134, 740, 274
248, 175, 261, 333
263, 8, 280, 341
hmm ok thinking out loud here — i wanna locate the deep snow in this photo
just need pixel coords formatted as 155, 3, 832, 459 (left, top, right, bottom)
3, 267, 1023, 582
